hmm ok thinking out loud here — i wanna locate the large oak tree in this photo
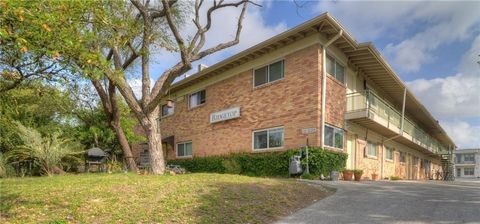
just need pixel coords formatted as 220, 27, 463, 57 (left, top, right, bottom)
1, 0, 256, 174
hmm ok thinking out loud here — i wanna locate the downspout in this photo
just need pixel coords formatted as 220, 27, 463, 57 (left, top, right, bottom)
321, 30, 343, 147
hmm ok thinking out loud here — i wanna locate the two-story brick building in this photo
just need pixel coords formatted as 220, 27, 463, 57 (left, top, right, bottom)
133, 13, 456, 180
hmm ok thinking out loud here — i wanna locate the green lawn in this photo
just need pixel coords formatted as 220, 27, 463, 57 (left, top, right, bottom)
0, 173, 331, 223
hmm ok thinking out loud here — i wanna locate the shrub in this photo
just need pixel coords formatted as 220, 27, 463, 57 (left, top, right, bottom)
353, 169, 363, 175
390, 176, 401, 181
168, 147, 347, 177
300, 173, 317, 180
222, 159, 242, 174
7, 123, 84, 176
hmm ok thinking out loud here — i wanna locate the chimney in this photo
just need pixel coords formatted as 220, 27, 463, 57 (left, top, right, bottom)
198, 64, 208, 72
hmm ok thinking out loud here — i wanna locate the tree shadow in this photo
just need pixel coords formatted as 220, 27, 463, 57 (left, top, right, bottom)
0, 192, 20, 219
192, 180, 332, 224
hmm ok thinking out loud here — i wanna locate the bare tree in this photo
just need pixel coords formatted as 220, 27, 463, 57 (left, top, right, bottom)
103, 0, 255, 174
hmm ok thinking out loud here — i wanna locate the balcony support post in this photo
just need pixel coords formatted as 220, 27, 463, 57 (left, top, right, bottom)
383, 88, 407, 143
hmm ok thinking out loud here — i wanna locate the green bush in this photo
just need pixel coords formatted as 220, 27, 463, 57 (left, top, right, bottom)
390, 176, 401, 181
168, 147, 347, 177
222, 159, 242, 174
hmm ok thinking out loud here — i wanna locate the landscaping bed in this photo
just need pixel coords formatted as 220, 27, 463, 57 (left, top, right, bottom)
0, 173, 331, 223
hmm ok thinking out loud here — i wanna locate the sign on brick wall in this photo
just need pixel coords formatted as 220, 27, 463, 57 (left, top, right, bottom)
210, 107, 240, 123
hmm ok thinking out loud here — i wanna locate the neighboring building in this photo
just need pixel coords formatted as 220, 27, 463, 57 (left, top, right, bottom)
454, 149, 480, 179
134, 13, 456, 180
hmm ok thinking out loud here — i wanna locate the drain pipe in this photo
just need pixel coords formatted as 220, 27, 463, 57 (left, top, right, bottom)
321, 30, 343, 147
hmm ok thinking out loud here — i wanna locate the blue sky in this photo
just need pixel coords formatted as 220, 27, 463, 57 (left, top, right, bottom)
136, 0, 480, 148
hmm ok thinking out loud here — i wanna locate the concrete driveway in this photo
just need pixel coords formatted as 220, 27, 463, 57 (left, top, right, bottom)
278, 180, 480, 224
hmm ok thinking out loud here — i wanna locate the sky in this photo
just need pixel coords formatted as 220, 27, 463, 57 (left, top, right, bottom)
134, 0, 480, 149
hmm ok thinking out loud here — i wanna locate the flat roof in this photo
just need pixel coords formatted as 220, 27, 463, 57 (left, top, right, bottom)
169, 12, 455, 147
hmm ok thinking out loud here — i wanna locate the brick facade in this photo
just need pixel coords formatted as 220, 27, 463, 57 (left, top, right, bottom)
128, 32, 446, 181
156, 44, 325, 160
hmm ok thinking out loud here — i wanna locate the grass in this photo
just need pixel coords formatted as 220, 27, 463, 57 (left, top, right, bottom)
0, 173, 332, 223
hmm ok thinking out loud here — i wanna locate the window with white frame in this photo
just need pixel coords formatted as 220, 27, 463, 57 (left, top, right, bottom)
253, 60, 284, 87
326, 54, 345, 84
386, 147, 394, 161
464, 167, 474, 176
464, 154, 475, 162
324, 125, 344, 149
176, 141, 192, 158
366, 141, 378, 158
161, 103, 174, 117
189, 90, 206, 109
253, 127, 284, 150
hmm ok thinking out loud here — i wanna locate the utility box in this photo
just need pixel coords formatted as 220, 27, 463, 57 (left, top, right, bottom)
289, 155, 303, 176
331, 171, 339, 181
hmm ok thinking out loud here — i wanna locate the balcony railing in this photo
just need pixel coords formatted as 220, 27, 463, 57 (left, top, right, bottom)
346, 90, 449, 154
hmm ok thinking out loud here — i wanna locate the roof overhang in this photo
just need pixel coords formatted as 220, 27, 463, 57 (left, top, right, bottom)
169, 12, 456, 147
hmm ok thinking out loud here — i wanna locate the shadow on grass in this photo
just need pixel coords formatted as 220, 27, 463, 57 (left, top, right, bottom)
192, 180, 331, 224
0, 192, 20, 219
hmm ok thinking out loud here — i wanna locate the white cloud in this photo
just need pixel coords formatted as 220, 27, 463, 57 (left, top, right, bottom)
127, 78, 155, 99
440, 120, 480, 149
315, 1, 480, 73
407, 35, 480, 148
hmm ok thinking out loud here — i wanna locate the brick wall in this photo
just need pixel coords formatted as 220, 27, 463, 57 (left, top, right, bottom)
325, 75, 346, 128
159, 44, 324, 160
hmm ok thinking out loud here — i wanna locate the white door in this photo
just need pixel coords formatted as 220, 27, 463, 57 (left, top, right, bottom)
346, 134, 355, 169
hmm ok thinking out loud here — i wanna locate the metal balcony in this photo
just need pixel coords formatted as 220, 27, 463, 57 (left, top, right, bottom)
346, 90, 449, 155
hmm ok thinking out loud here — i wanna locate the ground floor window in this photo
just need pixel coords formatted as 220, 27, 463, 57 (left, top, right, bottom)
176, 141, 192, 158
464, 167, 474, 176
366, 141, 378, 158
253, 127, 284, 150
324, 124, 344, 149
386, 147, 394, 161
456, 168, 461, 177
400, 151, 406, 163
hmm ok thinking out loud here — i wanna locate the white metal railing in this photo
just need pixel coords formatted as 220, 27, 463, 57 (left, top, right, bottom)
346, 90, 449, 154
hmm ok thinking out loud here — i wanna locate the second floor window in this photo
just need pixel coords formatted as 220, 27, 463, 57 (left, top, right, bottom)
253, 60, 284, 87
464, 154, 475, 162
189, 90, 206, 109
161, 103, 174, 117
326, 54, 345, 84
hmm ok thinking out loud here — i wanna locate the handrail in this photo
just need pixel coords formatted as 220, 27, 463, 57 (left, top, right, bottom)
346, 90, 448, 154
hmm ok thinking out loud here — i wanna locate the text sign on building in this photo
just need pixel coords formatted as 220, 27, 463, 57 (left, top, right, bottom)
210, 107, 240, 123
301, 127, 317, 134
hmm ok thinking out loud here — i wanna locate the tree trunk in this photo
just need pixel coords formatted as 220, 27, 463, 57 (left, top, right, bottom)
143, 107, 166, 174
111, 123, 138, 172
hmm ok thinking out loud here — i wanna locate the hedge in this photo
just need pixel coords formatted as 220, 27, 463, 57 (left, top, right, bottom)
168, 147, 347, 177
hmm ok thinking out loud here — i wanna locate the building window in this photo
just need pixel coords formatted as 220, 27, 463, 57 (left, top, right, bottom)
253, 60, 284, 87
464, 154, 475, 162
366, 141, 378, 158
324, 125, 344, 149
456, 155, 462, 163
456, 168, 461, 177
189, 90, 206, 109
176, 141, 192, 158
253, 127, 284, 150
464, 167, 474, 176
400, 151, 406, 163
386, 147, 394, 161
326, 54, 345, 83
161, 103, 174, 117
